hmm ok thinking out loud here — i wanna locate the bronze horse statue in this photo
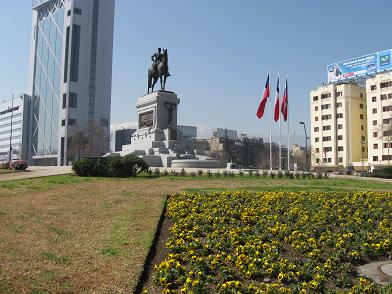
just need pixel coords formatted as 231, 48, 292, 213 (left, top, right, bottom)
148, 49, 170, 93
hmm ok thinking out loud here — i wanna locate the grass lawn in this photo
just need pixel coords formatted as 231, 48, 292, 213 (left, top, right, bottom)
0, 174, 390, 293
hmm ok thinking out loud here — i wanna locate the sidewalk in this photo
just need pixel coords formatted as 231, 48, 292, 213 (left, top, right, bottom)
0, 166, 73, 182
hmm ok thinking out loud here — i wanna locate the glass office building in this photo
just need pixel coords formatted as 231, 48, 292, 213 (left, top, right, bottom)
28, 0, 115, 165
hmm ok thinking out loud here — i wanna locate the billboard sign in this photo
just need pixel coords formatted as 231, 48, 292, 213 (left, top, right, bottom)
327, 49, 392, 83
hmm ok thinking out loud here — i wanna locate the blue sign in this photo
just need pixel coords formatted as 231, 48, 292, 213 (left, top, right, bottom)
327, 49, 392, 83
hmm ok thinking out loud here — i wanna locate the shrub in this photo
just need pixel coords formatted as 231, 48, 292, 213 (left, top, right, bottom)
277, 171, 283, 179
248, 170, 253, 177
163, 169, 169, 176
10, 160, 28, 171
215, 171, 221, 177
154, 168, 160, 177
302, 172, 307, 179
171, 170, 178, 176
0, 162, 9, 169
323, 172, 329, 179
181, 168, 187, 177
295, 172, 300, 179
229, 171, 235, 178
284, 171, 291, 178
190, 171, 196, 177
270, 172, 276, 179
72, 155, 148, 177
147, 168, 153, 177
207, 170, 212, 177
371, 167, 392, 179
198, 169, 204, 177
239, 170, 244, 177
254, 171, 260, 178
223, 170, 229, 177
262, 170, 268, 178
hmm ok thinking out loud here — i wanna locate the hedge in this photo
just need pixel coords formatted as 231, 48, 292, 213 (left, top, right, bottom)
72, 155, 149, 177
371, 167, 392, 179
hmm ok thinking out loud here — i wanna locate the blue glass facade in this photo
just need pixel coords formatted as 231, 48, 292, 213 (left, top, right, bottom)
32, 0, 64, 157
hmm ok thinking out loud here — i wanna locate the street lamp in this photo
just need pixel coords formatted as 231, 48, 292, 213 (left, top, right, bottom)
299, 121, 309, 171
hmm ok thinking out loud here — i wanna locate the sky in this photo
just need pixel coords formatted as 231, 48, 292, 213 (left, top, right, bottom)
0, 0, 391, 144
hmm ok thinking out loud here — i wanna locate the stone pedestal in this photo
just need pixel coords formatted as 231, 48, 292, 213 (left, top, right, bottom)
121, 91, 181, 166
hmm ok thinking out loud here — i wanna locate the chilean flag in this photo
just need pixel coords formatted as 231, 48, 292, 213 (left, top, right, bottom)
274, 78, 280, 122
256, 75, 270, 119
281, 78, 288, 121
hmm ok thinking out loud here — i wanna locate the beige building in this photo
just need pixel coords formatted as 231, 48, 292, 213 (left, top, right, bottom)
310, 83, 367, 170
366, 71, 392, 168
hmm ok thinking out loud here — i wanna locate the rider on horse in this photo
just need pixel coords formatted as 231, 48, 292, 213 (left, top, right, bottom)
151, 48, 171, 77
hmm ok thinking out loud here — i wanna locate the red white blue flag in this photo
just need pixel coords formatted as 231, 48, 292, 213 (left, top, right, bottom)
281, 78, 288, 121
256, 75, 270, 119
274, 78, 280, 122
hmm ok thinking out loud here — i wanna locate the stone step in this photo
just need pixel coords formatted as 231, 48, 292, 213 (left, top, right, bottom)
154, 147, 169, 154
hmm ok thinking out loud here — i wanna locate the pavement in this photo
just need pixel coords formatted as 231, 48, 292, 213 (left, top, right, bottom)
0, 166, 73, 182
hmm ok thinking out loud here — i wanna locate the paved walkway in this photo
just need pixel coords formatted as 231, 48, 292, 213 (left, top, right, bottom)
0, 166, 73, 182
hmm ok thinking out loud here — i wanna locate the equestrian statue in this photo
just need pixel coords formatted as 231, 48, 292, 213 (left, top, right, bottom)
148, 48, 171, 93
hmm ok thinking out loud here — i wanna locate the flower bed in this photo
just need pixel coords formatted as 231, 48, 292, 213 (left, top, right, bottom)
153, 191, 392, 293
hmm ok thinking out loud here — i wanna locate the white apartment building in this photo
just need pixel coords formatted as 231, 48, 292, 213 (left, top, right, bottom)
28, 0, 115, 165
366, 71, 392, 167
0, 95, 32, 162
310, 83, 367, 170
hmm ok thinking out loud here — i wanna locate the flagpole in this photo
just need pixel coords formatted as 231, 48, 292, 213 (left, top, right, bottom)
279, 75, 282, 171
269, 72, 272, 171
287, 75, 290, 171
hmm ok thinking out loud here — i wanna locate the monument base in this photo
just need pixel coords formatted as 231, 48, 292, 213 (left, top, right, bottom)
120, 90, 221, 168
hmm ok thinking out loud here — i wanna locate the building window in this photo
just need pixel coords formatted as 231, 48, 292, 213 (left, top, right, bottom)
322, 136, 331, 142
384, 142, 392, 148
315, 148, 319, 153
360, 93, 363, 98
338, 124, 343, 129
64, 26, 70, 82
324, 147, 332, 152
61, 119, 66, 126
316, 158, 320, 163
338, 135, 343, 140
389, 93, 392, 99
362, 147, 366, 152
321, 93, 331, 99
336, 102, 342, 108
323, 158, 327, 163
372, 96, 376, 102
321, 104, 331, 110
315, 117, 319, 121
373, 132, 378, 138
313, 96, 319, 101
74, 7, 82, 15
314, 106, 318, 111
322, 114, 332, 120
370, 85, 376, 91
336, 91, 342, 97
381, 94, 387, 100
314, 127, 319, 132
70, 25, 81, 82
360, 103, 364, 109
383, 130, 392, 137
101, 118, 109, 128
373, 144, 378, 149
69, 93, 77, 108
382, 155, 392, 161
315, 137, 319, 142
373, 120, 377, 126
372, 108, 377, 114
338, 157, 343, 162
62, 94, 66, 109
359, 114, 363, 119
361, 125, 364, 130
383, 118, 391, 124
68, 119, 76, 126
383, 106, 392, 112
328, 158, 332, 163
323, 125, 331, 131
67, 10, 71, 16
337, 113, 343, 119
373, 156, 378, 161
380, 81, 392, 88
338, 146, 343, 151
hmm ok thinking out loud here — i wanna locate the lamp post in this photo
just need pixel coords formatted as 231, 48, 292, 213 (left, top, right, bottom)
8, 94, 15, 165
299, 121, 308, 171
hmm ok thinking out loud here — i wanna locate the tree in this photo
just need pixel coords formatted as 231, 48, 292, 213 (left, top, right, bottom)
68, 131, 89, 160
84, 121, 110, 157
